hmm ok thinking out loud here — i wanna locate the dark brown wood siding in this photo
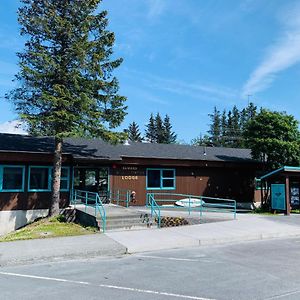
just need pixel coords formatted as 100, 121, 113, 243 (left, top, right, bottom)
0, 192, 69, 211
0, 153, 71, 211
0, 152, 260, 210
111, 161, 258, 206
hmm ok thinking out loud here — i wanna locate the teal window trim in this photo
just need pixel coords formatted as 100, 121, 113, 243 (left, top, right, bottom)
28, 166, 52, 192
28, 166, 71, 192
146, 168, 176, 190
60, 167, 70, 192
0, 165, 25, 192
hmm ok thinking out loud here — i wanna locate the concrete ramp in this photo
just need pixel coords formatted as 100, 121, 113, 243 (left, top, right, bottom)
106, 213, 300, 253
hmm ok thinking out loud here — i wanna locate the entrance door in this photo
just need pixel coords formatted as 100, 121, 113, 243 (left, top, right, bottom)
73, 167, 109, 202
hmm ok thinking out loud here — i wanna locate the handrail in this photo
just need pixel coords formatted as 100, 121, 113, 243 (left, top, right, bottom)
72, 189, 107, 232
200, 196, 236, 219
146, 193, 236, 220
109, 189, 131, 207
95, 193, 106, 232
148, 193, 161, 228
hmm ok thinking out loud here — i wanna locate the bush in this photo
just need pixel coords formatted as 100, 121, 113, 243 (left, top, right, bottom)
49, 214, 67, 223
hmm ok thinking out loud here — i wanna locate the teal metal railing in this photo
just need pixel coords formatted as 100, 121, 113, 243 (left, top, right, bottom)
146, 193, 236, 220
72, 189, 106, 232
109, 188, 131, 207
147, 193, 161, 228
200, 196, 236, 219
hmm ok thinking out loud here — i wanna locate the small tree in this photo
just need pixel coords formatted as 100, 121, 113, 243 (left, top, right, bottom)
162, 114, 177, 144
220, 109, 227, 147
126, 121, 142, 142
7, 0, 127, 216
145, 113, 156, 143
191, 134, 212, 146
208, 106, 221, 146
244, 109, 300, 169
155, 113, 165, 143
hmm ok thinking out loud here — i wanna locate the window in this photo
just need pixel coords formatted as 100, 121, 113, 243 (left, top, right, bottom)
29, 167, 51, 191
0, 166, 25, 192
98, 168, 109, 192
28, 166, 70, 192
60, 167, 70, 191
146, 169, 176, 190
85, 170, 97, 187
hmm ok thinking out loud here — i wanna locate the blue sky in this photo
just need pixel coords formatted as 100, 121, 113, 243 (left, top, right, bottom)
1, 0, 300, 142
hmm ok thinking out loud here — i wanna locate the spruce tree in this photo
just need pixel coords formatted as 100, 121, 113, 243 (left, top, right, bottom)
145, 113, 156, 143
6, 0, 127, 216
191, 134, 212, 146
231, 105, 241, 147
246, 102, 257, 119
155, 113, 165, 143
163, 114, 177, 144
226, 110, 233, 147
126, 121, 142, 142
208, 106, 221, 146
220, 109, 227, 147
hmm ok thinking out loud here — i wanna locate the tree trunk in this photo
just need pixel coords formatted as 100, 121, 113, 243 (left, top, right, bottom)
49, 137, 63, 216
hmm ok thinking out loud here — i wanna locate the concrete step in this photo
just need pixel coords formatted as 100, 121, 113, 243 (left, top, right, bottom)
97, 213, 154, 231
102, 223, 152, 232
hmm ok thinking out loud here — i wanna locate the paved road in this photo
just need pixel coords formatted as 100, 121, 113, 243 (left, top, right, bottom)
1, 237, 300, 300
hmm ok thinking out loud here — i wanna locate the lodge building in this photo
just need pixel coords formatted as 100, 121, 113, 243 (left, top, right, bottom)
0, 133, 261, 234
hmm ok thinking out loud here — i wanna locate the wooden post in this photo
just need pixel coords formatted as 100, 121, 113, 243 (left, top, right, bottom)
285, 175, 290, 215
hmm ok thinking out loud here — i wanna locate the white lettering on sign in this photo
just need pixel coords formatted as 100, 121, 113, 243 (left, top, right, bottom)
122, 166, 138, 171
121, 176, 138, 180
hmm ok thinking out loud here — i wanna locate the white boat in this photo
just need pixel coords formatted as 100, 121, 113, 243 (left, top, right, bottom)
175, 198, 205, 208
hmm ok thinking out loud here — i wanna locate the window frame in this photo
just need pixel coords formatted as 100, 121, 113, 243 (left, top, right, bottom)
60, 167, 70, 192
28, 166, 71, 192
146, 168, 176, 190
28, 166, 52, 192
0, 165, 25, 192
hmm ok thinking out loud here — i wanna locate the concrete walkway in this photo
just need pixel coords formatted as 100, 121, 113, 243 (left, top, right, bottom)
2, 213, 300, 266
106, 213, 300, 253
0, 234, 126, 267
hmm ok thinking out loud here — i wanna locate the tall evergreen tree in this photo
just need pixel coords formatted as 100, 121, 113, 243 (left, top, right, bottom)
6, 0, 127, 216
225, 110, 233, 147
246, 102, 257, 119
162, 114, 177, 144
126, 121, 142, 142
220, 109, 227, 147
155, 113, 165, 143
145, 113, 156, 143
231, 105, 241, 147
191, 134, 212, 146
208, 106, 221, 146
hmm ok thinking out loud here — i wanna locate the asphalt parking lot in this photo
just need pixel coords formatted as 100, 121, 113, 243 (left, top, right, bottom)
1, 237, 300, 300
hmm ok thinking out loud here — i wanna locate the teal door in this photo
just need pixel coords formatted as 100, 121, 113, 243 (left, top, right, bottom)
271, 184, 286, 210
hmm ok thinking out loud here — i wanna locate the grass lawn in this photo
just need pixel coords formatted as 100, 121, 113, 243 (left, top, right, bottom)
0, 216, 98, 242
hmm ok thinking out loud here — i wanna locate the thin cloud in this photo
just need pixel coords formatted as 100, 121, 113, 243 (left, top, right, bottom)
147, 0, 167, 19
138, 71, 238, 101
123, 68, 238, 104
242, 4, 300, 96
0, 120, 27, 135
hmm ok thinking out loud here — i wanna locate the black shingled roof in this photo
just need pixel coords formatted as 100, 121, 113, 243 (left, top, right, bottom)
0, 133, 255, 163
